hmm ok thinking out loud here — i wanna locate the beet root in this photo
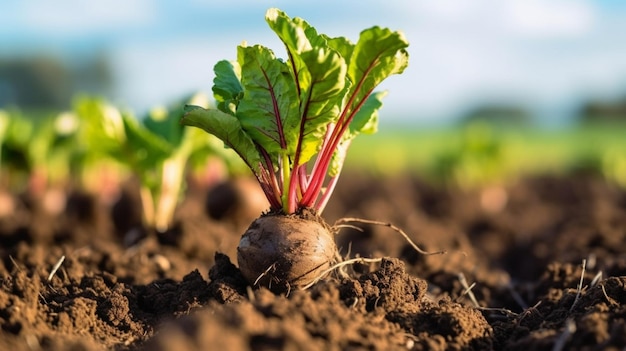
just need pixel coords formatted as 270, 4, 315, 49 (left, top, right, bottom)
236, 212, 337, 293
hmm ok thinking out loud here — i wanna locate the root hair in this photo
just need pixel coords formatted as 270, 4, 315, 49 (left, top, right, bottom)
301, 257, 383, 290
333, 217, 447, 256
253, 262, 278, 287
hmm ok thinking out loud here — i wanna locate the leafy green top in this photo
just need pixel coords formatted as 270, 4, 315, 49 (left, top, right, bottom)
182, 8, 409, 214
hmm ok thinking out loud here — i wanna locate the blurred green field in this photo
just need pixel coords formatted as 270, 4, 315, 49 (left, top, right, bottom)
346, 123, 626, 187
3, 100, 626, 191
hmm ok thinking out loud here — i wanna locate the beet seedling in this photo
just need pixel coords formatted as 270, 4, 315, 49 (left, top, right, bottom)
119, 93, 221, 232
0, 109, 78, 214
182, 8, 408, 292
72, 94, 221, 233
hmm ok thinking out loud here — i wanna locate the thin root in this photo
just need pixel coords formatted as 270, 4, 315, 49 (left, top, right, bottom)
301, 257, 383, 290
47, 255, 66, 282
589, 271, 602, 288
8, 255, 22, 272
569, 258, 587, 313
305, 217, 447, 292
333, 217, 447, 256
253, 262, 277, 287
333, 251, 350, 279
334, 223, 365, 232
476, 306, 518, 318
457, 272, 481, 308
600, 283, 618, 306
517, 300, 543, 325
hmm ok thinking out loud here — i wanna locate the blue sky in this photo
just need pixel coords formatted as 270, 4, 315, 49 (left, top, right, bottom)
2, 0, 626, 126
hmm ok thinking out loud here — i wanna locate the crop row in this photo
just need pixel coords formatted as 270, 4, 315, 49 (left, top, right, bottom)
0, 94, 246, 231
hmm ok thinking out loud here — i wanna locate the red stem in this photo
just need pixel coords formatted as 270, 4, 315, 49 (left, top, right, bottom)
286, 163, 298, 213
298, 165, 308, 194
287, 84, 315, 212
294, 51, 384, 210
259, 148, 283, 210
299, 124, 334, 207
255, 170, 281, 209
301, 86, 375, 206
315, 174, 339, 214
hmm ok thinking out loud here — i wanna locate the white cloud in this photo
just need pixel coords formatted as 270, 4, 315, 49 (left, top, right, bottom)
380, 0, 623, 122
504, 0, 595, 38
18, 0, 156, 35
412, 0, 595, 38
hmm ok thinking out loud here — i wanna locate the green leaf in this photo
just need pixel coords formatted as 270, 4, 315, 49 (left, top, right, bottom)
143, 93, 209, 148
181, 105, 263, 173
346, 26, 408, 116
213, 60, 243, 115
328, 139, 349, 178
265, 8, 314, 55
144, 106, 185, 147
296, 48, 348, 164
73, 96, 126, 156
324, 27, 407, 178
348, 90, 386, 137
329, 91, 387, 177
122, 114, 173, 171
236, 44, 300, 158
325, 36, 354, 63
265, 8, 312, 100
265, 8, 350, 164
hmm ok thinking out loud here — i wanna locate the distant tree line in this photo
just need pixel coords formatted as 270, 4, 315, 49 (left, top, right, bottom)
0, 54, 112, 110
458, 93, 626, 127
459, 104, 532, 127
578, 96, 626, 124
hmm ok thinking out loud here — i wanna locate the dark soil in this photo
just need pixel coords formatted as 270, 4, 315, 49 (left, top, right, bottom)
1, 173, 625, 350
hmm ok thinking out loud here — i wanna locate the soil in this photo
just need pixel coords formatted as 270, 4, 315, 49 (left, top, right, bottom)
1, 172, 626, 350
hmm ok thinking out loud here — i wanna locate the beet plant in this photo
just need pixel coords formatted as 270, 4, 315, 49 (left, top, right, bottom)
118, 94, 223, 233
0, 108, 78, 214
182, 8, 409, 292
72, 94, 225, 233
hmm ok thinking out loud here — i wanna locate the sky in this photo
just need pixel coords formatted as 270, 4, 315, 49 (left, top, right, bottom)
1, 0, 626, 126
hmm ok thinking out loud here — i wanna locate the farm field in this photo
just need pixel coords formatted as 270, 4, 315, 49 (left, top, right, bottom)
0, 170, 625, 350
1, 120, 626, 350
348, 124, 626, 182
